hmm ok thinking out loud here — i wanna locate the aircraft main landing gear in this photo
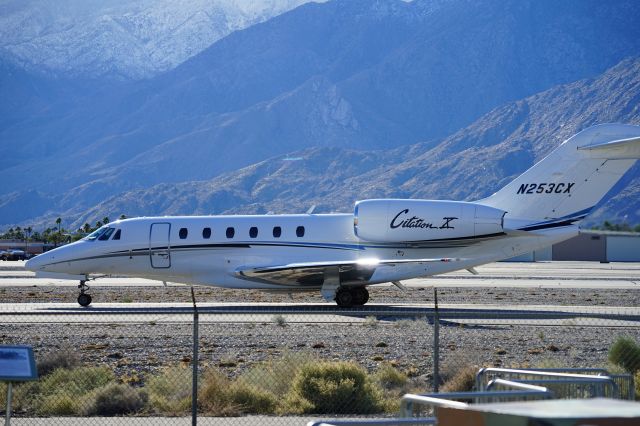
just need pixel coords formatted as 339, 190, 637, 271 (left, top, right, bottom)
335, 287, 369, 308
77, 280, 92, 307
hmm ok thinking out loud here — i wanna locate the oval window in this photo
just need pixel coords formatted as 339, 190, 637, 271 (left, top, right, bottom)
249, 227, 258, 238
202, 227, 211, 239
296, 226, 305, 238
226, 227, 235, 239
273, 226, 282, 238
179, 228, 188, 239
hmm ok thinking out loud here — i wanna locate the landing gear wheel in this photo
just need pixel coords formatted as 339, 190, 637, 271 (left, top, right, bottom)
335, 288, 354, 308
77, 293, 92, 307
352, 287, 369, 306
77, 280, 92, 307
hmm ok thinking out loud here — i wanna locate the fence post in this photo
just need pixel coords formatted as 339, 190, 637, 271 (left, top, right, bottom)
5, 382, 12, 426
433, 287, 440, 393
191, 287, 199, 426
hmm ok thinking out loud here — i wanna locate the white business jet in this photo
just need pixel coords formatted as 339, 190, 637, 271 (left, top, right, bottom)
26, 124, 640, 307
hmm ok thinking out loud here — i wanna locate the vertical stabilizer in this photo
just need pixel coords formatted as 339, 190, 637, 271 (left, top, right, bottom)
479, 124, 640, 224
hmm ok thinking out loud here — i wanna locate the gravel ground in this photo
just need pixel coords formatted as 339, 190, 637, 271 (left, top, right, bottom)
1, 287, 638, 388
2, 261, 640, 393
1, 283, 638, 307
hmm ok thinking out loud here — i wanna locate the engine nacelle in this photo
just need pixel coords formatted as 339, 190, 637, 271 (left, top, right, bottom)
354, 199, 505, 243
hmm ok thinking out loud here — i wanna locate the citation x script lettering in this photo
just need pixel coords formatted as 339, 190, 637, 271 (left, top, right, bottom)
389, 209, 458, 230
25, 124, 640, 307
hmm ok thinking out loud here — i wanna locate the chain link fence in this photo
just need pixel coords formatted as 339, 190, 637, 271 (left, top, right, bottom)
2, 294, 640, 425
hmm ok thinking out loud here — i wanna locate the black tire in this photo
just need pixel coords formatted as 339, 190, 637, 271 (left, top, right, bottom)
78, 293, 92, 307
335, 288, 354, 308
352, 287, 369, 306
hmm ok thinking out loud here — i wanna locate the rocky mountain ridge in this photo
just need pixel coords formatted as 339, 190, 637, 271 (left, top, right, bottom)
1, 0, 639, 230
0, 0, 314, 79
24, 56, 640, 230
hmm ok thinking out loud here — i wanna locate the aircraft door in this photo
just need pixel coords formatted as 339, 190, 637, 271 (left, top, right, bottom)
149, 223, 171, 268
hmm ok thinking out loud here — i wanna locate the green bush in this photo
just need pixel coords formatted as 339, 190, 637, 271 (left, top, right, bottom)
609, 336, 640, 373
284, 361, 385, 414
199, 368, 277, 416
37, 394, 79, 415
226, 381, 277, 414
240, 352, 313, 397
146, 366, 192, 415
83, 383, 147, 416
374, 363, 408, 390
33, 366, 115, 415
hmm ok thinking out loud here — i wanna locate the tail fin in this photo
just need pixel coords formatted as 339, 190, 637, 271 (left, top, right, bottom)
479, 124, 640, 225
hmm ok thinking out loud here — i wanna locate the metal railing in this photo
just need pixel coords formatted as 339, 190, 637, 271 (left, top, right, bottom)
476, 368, 620, 399
307, 419, 437, 426
401, 379, 552, 418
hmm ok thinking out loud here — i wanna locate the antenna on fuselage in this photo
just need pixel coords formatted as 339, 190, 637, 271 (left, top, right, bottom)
306, 205, 317, 215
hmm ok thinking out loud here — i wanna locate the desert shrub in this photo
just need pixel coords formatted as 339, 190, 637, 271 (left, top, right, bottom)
34, 366, 115, 415
82, 383, 147, 416
226, 381, 277, 414
37, 394, 79, 415
240, 352, 313, 397
440, 365, 477, 393
374, 363, 408, 390
146, 366, 191, 415
199, 368, 277, 416
37, 346, 81, 376
283, 361, 385, 414
609, 336, 640, 373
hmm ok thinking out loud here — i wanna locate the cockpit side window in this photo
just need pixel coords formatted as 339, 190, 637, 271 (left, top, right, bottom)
112, 229, 121, 240
85, 226, 108, 241
98, 228, 115, 241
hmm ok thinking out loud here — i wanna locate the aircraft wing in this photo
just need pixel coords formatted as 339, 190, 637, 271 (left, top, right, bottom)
235, 257, 460, 288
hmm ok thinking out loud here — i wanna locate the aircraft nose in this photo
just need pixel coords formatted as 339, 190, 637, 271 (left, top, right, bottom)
25, 254, 46, 272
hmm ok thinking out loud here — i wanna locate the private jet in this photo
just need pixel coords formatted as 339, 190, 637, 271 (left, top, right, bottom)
26, 124, 640, 307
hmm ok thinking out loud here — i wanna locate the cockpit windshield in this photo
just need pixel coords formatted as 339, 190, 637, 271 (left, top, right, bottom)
84, 226, 115, 241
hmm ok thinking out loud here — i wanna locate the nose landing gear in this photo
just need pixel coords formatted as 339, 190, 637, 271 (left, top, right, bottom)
77, 280, 92, 307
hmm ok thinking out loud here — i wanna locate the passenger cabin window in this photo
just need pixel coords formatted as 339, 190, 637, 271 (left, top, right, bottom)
249, 227, 258, 238
296, 226, 305, 238
112, 229, 121, 240
98, 228, 115, 241
202, 228, 211, 239
179, 228, 188, 239
273, 226, 282, 238
226, 227, 235, 238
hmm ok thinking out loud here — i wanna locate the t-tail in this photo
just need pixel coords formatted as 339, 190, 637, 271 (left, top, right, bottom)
479, 124, 640, 230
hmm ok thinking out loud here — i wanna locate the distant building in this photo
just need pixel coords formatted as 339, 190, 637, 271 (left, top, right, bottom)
0, 240, 55, 255
506, 230, 640, 262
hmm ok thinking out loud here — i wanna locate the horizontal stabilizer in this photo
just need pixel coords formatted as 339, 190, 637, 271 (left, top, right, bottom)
578, 135, 640, 159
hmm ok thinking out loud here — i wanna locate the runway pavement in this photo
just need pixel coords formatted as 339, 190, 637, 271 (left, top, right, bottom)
2, 261, 640, 327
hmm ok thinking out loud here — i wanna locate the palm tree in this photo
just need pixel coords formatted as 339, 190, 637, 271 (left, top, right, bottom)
55, 218, 62, 247
103, 217, 110, 225
25, 226, 31, 256
83, 223, 91, 234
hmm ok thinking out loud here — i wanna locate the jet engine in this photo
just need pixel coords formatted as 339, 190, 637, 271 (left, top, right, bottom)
354, 199, 505, 242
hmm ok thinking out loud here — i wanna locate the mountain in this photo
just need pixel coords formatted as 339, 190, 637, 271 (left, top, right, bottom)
0, 0, 314, 80
35, 56, 640, 230
2, 0, 640, 229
